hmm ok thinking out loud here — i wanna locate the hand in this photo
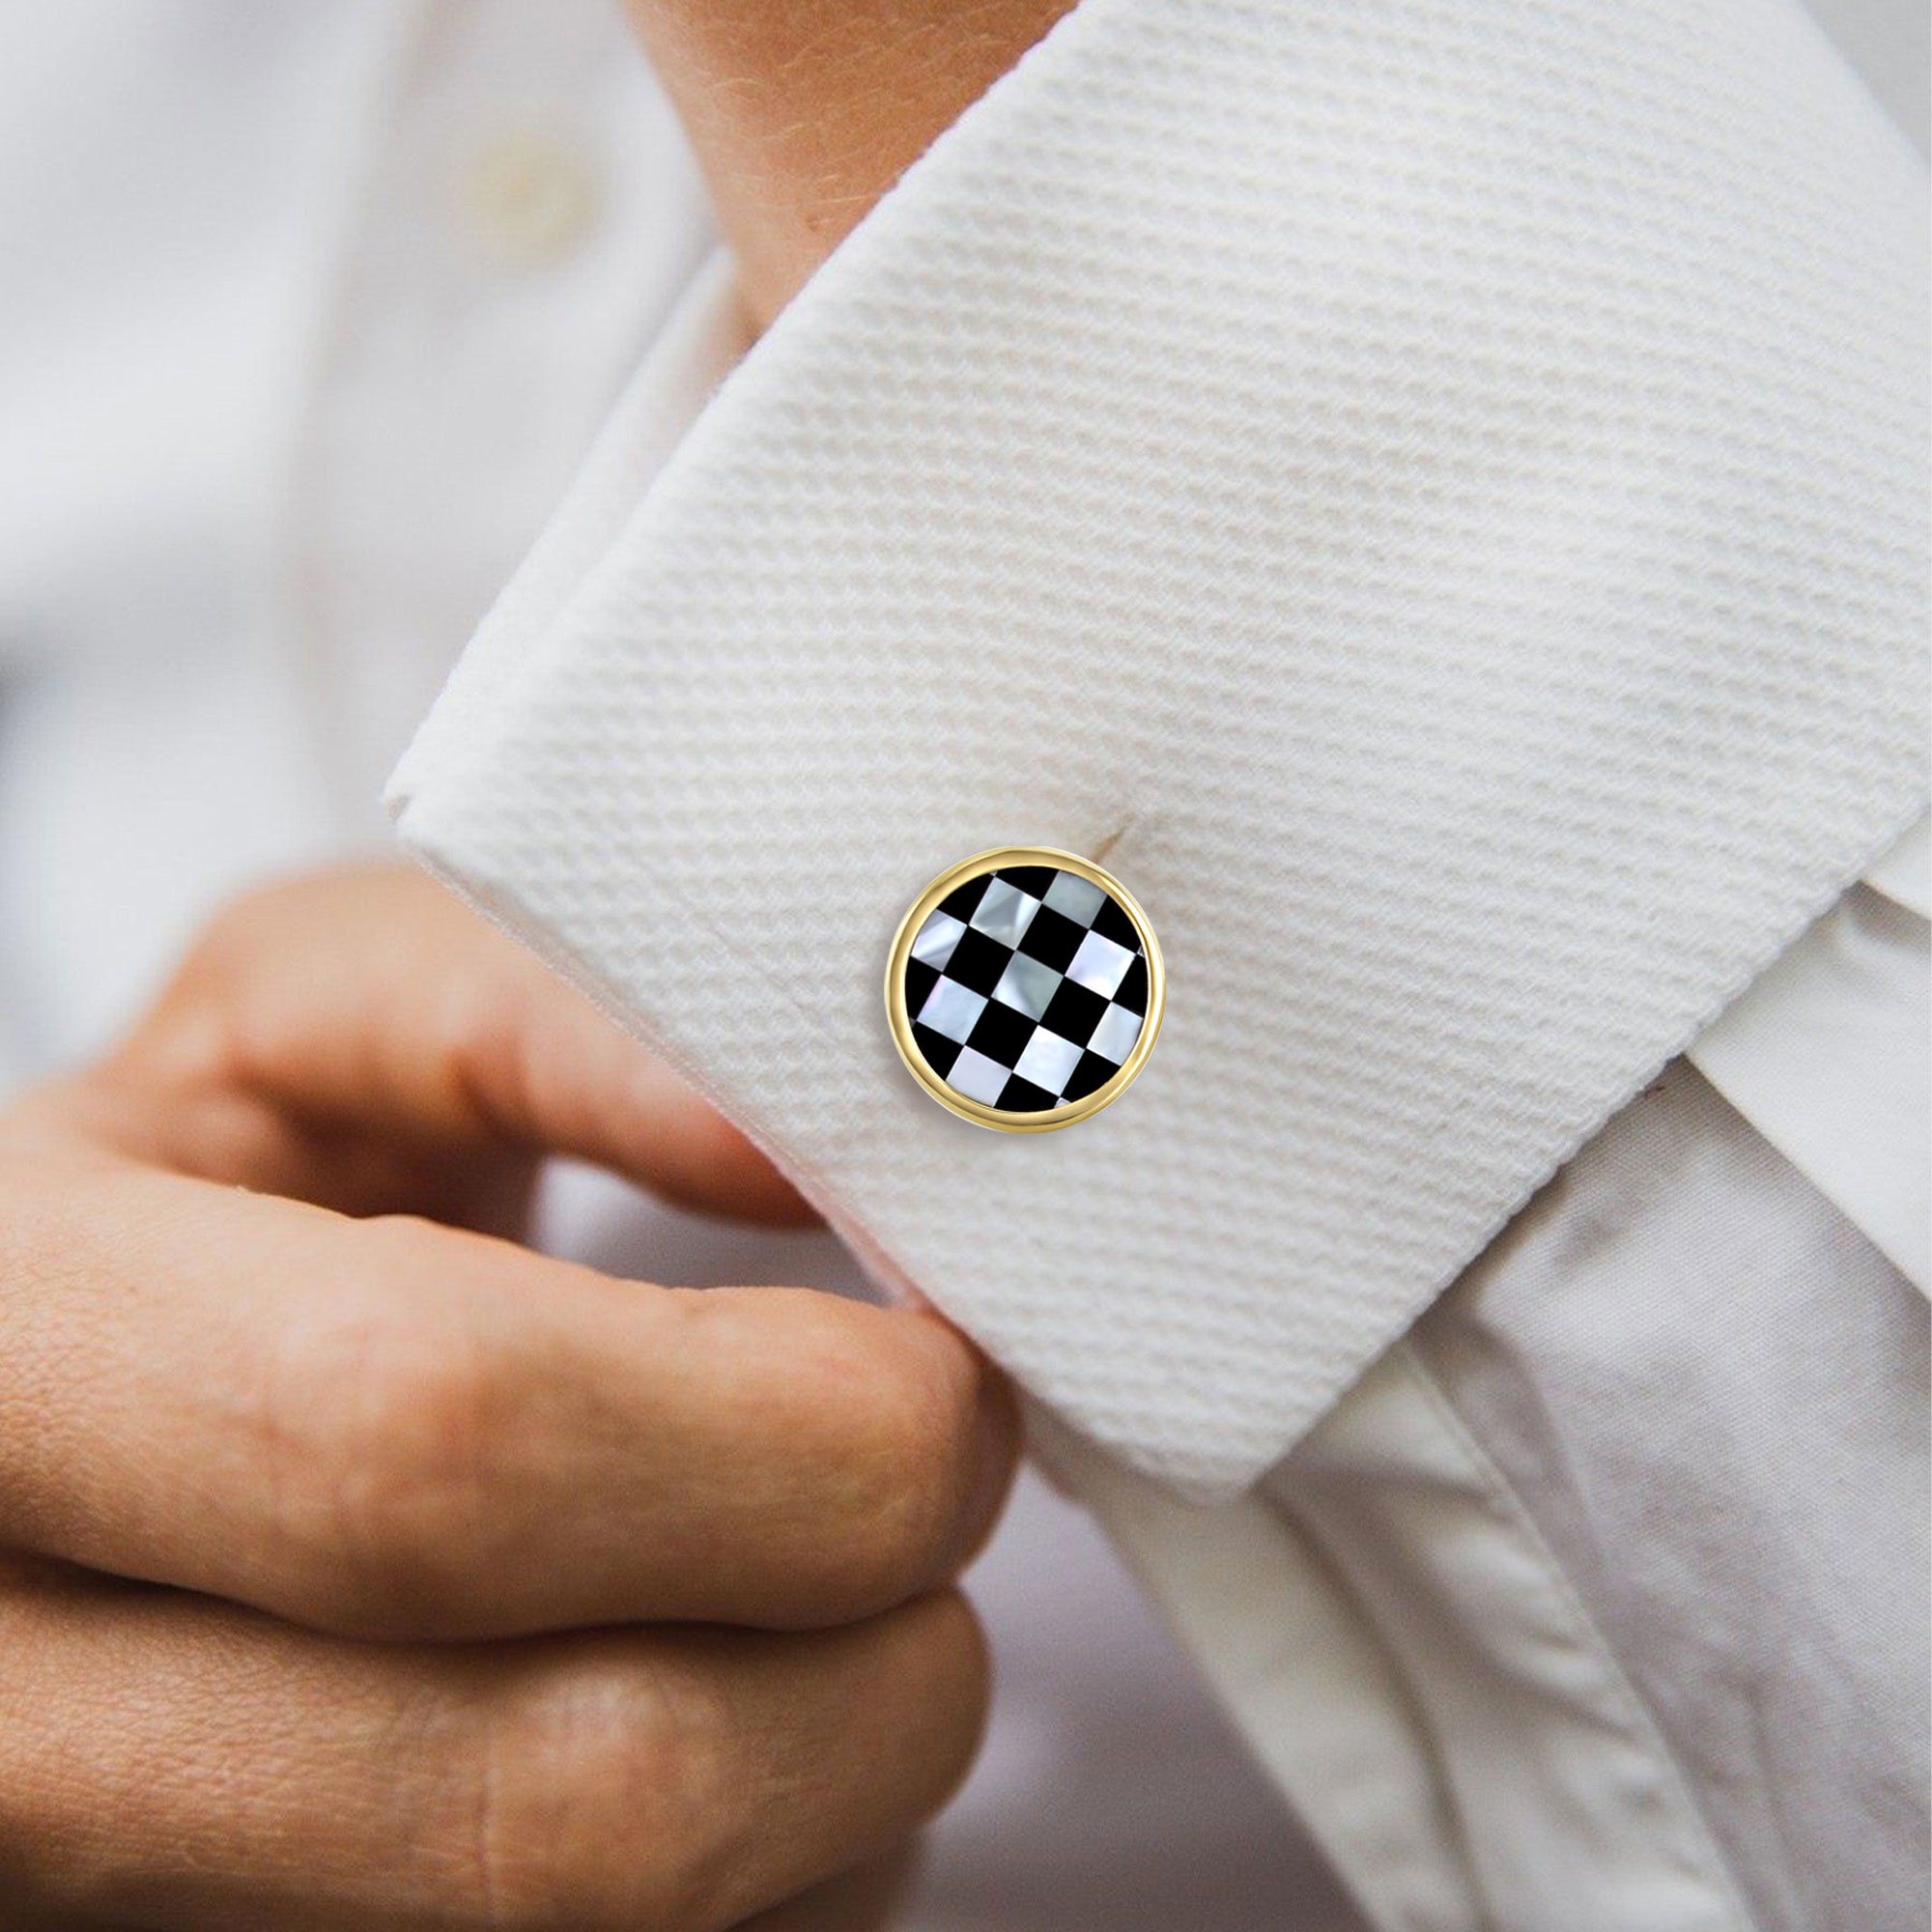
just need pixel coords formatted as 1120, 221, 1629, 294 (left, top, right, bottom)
0, 866, 1015, 1930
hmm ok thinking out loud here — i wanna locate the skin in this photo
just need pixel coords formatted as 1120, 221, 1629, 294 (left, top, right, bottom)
0, 869, 1016, 1928
627, 0, 1076, 327
9, 6, 1071, 1921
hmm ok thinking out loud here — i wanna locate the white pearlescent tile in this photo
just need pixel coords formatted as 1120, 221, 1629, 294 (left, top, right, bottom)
993, 952, 1062, 1019
919, 978, 987, 1042
1014, 1028, 1083, 1094
1043, 870, 1106, 924
1066, 928, 1134, 998
1089, 1002, 1144, 1065
947, 1046, 1011, 1104
911, 908, 967, 968
970, 878, 1039, 947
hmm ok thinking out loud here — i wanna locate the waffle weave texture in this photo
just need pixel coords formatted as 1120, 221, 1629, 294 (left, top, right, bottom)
394, 0, 1929, 1494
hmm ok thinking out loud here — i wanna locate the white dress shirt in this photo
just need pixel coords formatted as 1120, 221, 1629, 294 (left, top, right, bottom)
5, 3, 1926, 1929
389, 2, 1929, 1928
0, 3, 1358, 1924
396, 271, 1928, 1932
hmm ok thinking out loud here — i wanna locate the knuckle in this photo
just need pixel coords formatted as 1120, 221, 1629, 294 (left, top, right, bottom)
422, 967, 528, 1091
429, 1611, 987, 1932
810, 1321, 992, 1613
118, 878, 310, 1086
458, 1657, 725, 1932
919, 1586, 995, 1712
264, 1243, 511, 1634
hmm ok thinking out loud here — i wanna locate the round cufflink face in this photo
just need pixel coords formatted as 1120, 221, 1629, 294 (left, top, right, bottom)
885, 847, 1164, 1131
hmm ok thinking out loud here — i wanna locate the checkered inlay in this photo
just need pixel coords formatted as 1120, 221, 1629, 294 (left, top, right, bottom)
902, 865, 1150, 1114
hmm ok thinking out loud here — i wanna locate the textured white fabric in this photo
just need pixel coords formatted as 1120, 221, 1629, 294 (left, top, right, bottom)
7, 6, 1925, 1922
394, 0, 1928, 1492
395, 0, 1929, 1492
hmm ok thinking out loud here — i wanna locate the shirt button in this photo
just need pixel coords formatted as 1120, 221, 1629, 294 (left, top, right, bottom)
460, 125, 601, 269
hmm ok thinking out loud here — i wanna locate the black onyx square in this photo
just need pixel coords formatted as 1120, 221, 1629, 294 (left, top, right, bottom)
940, 926, 1012, 996
911, 1023, 963, 1078
936, 874, 991, 923
1015, 904, 1085, 972
1111, 954, 1150, 1016
1039, 978, 1107, 1046
902, 957, 941, 1018
996, 1074, 1060, 1113
1063, 1050, 1119, 1103
1091, 895, 1140, 950
996, 865, 1056, 897
964, 998, 1035, 1067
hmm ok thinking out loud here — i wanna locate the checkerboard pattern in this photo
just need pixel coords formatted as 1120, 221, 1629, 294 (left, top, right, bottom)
902, 864, 1150, 1114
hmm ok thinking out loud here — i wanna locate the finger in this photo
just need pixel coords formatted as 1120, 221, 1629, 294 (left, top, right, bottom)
0, 1556, 986, 1932
97, 864, 810, 1227
0, 1156, 1015, 1638
732, 1846, 918, 1932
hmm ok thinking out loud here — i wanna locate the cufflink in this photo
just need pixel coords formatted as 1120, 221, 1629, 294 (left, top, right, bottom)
885, 847, 1165, 1131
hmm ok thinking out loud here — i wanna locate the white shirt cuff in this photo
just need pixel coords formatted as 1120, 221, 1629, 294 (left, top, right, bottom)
392, 0, 1927, 1493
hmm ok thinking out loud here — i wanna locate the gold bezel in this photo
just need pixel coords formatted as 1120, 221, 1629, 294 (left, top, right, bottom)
884, 845, 1165, 1133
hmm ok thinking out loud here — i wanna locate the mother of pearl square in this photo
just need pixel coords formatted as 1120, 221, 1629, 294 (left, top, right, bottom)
1013, 1028, 1084, 1095
911, 908, 966, 968
992, 952, 1062, 1019
1043, 870, 1106, 924
946, 1047, 1012, 1105
969, 877, 1039, 946
919, 977, 987, 1042
1066, 928, 1134, 998
1088, 1002, 1144, 1065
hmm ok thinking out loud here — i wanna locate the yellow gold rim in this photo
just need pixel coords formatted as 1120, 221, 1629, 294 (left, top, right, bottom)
884, 845, 1165, 1133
